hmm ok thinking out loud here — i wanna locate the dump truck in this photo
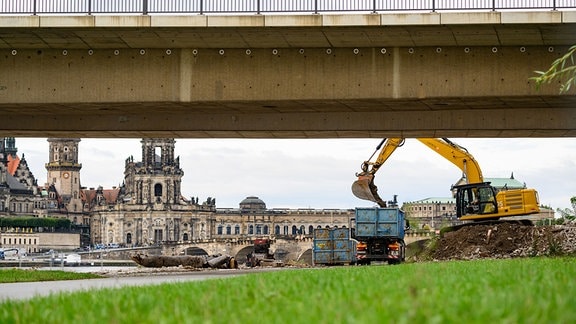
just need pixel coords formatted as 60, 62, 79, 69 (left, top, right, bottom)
353, 207, 408, 265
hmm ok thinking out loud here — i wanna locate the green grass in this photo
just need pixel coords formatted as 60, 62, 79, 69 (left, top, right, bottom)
1, 258, 575, 323
0, 268, 101, 283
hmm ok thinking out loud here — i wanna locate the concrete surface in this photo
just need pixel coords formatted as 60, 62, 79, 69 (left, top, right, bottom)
0, 268, 279, 301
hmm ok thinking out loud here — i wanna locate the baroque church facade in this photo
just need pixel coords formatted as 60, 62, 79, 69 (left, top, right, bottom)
85, 138, 218, 246
82, 138, 353, 247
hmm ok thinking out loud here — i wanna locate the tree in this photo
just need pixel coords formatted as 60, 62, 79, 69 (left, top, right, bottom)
531, 45, 576, 93
556, 196, 576, 220
0, 217, 71, 229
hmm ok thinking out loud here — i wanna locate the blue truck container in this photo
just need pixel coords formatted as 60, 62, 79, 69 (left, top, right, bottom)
355, 207, 406, 239
353, 207, 407, 265
313, 227, 357, 265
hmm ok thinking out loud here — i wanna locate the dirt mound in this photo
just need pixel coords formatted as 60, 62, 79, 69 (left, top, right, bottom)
422, 220, 576, 261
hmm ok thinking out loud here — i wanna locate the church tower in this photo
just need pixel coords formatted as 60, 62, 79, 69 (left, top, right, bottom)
3, 138, 17, 159
0, 137, 17, 164
123, 138, 183, 207
45, 138, 83, 213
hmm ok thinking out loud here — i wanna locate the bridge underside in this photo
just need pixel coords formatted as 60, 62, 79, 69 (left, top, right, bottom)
1, 96, 574, 138
0, 13, 574, 138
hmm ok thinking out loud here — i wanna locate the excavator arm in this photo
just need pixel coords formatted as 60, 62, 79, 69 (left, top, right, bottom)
352, 138, 483, 207
352, 138, 405, 207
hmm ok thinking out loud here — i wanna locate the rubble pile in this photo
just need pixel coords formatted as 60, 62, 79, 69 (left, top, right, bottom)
131, 254, 235, 269
430, 221, 576, 261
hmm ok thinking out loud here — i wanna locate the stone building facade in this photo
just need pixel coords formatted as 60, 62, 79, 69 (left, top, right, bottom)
0, 137, 82, 252
84, 138, 216, 246
1, 137, 353, 250
213, 196, 353, 240
83, 138, 353, 246
0, 137, 60, 218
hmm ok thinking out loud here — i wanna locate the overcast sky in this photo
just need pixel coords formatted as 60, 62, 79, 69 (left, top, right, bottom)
12, 137, 576, 214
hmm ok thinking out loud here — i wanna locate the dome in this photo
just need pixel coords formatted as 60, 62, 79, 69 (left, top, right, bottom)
239, 196, 266, 211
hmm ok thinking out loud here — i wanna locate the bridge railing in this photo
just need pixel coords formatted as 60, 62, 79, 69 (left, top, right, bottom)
0, 0, 575, 15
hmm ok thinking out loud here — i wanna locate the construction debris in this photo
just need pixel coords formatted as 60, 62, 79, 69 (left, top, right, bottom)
131, 254, 237, 269
426, 220, 576, 261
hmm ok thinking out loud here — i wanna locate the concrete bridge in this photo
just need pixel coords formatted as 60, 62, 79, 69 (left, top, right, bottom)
157, 233, 433, 264
0, 6, 575, 138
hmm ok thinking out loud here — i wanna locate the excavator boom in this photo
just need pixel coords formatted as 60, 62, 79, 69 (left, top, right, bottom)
416, 138, 483, 184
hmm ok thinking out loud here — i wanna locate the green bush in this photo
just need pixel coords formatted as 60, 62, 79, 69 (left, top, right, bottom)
0, 217, 70, 229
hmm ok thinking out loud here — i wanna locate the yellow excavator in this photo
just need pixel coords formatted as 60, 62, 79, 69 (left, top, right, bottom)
352, 138, 540, 221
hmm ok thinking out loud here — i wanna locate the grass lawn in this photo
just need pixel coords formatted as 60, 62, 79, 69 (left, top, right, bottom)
0, 268, 101, 283
0, 257, 574, 323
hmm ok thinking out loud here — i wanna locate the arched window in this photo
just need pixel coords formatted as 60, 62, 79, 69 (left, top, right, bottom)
292, 225, 298, 235
275, 225, 280, 235
217, 225, 223, 235
235, 225, 240, 235
154, 183, 162, 197
256, 225, 262, 235
263, 225, 269, 235
308, 225, 314, 234
249, 225, 254, 235
126, 233, 132, 244
300, 225, 305, 235
183, 233, 189, 241
283, 226, 288, 235
226, 226, 231, 235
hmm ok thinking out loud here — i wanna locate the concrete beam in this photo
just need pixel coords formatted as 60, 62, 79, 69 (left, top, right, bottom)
0, 12, 574, 49
0, 107, 574, 138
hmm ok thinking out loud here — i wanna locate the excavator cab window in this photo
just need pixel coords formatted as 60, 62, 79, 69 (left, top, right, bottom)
456, 183, 498, 218
476, 186, 497, 215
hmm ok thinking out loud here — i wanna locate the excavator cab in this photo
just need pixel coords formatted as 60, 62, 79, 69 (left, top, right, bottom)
454, 183, 499, 219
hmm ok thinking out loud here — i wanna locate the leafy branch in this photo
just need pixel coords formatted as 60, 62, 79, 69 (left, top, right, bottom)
531, 45, 576, 93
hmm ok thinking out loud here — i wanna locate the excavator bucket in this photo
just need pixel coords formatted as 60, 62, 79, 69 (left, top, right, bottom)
351, 175, 387, 207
